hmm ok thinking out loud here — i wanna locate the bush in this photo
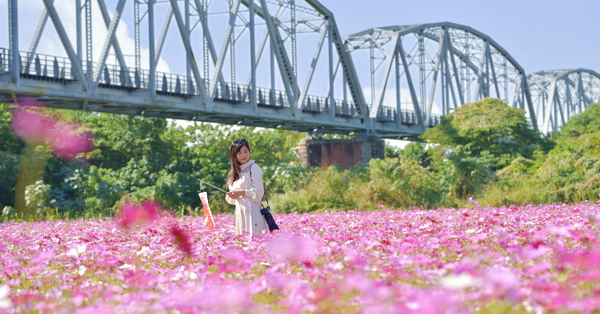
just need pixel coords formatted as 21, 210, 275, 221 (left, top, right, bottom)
273, 158, 444, 213
357, 157, 442, 209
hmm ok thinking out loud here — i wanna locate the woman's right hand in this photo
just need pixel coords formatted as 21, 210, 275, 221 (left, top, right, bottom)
227, 190, 245, 199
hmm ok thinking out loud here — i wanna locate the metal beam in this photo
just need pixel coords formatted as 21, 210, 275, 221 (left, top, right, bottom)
306, 0, 368, 122
299, 24, 327, 110
96, 0, 131, 86
193, 0, 226, 89
258, 0, 298, 114
398, 39, 424, 129
371, 32, 401, 119
93, 0, 127, 84
169, 0, 206, 99
210, 0, 241, 97
9, 0, 20, 85
155, 7, 173, 66
25, 5, 50, 71
42, 0, 88, 90
425, 28, 446, 125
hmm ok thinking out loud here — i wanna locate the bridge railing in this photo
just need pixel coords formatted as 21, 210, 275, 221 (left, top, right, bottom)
0, 47, 443, 127
302, 95, 330, 114
428, 114, 441, 127
373, 107, 441, 127
213, 83, 292, 109
335, 99, 356, 118
19, 51, 74, 82
0, 48, 9, 74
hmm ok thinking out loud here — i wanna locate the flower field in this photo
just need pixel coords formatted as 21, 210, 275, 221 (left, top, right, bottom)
2, 202, 600, 313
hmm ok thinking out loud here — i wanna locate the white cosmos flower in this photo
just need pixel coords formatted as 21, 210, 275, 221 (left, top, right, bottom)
66, 244, 87, 257
78, 265, 87, 276
0, 285, 12, 309
438, 273, 480, 289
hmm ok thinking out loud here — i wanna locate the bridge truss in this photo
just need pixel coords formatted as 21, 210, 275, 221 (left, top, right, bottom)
528, 69, 600, 134
1, 2, 599, 137
1, 0, 376, 135
345, 22, 538, 134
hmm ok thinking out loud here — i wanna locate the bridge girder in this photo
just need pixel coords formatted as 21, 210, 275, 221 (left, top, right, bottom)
528, 69, 600, 135
1, 3, 599, 138
0, 0, 379, 135
345, 22, 538, 133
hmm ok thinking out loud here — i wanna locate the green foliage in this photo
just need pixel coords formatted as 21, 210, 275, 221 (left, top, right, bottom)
432, 145, 498, 200
0, 103, 308, 218
421, 98, 547, 170
398, 141, 430, 168
0, 104, 24, 209
0, 103, 24, 154
556, 102, 600, 138
384, 143, 401, 158
533, 132, 600, 203
273, 157, 442, 213
69, 112, 172, 170
420, 98, 550, 201
268, 163, 319, 194
6, 98, 600, 219
24, 180, 51, 214
358, 157, 442, 209
474, 101, 600, 206
0, 151, 19, 208
274, 164, 365, 213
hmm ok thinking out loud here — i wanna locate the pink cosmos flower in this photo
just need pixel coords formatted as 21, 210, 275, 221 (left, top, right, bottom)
11, 99, 93, 162
559, 248, 600, 281
170, 225, 192, 255
467, 197, 479, 205
117, 200, 162, 228
46, 122, 93, 162
268, 234, 319, 262
11, 103, 52, 144
3, 202, 600, 311
482, 267, 520, 303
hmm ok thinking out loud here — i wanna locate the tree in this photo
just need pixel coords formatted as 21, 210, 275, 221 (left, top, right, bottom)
398, 142, 430, 168
555, 102, 600, 138
422, 98, 547, 169
420, 98, 549, 199
360, 156, 442, 209
0, 104, 24, 209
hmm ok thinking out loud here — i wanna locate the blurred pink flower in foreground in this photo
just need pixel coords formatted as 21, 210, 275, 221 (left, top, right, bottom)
11, 99, 93, 162
117, 199, 193, 255
483, 267, 520, 302
117, 200, 162, 228
268, 234, 319, 262
170, 225, 192, 255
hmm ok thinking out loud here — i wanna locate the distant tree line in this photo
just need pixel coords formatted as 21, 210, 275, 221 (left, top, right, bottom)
1, 97, 599, 220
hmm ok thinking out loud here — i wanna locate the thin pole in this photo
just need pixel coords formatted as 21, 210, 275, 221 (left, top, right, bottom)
197, 179, 227, 193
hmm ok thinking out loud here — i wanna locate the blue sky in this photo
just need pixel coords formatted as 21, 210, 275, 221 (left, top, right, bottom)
323, 0, 600, 74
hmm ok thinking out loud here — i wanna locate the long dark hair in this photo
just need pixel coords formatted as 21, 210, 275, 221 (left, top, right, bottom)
226, 139, 250, 188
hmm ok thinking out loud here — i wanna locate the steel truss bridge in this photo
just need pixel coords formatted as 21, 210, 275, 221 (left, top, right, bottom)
1, 1, 599, 137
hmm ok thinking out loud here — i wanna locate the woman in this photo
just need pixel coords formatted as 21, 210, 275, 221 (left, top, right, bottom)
225, 138, 268, 235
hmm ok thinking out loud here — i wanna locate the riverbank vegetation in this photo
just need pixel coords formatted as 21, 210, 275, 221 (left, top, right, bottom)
1, 97, 599, 221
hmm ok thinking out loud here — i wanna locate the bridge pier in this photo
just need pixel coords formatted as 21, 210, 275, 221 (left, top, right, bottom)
297, 136, 384, 170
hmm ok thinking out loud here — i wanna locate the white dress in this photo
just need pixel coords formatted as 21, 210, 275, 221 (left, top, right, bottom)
225, 160, 268, 235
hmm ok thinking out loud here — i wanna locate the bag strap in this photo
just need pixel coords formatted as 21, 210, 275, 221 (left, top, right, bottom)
249, 164, 269, 207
